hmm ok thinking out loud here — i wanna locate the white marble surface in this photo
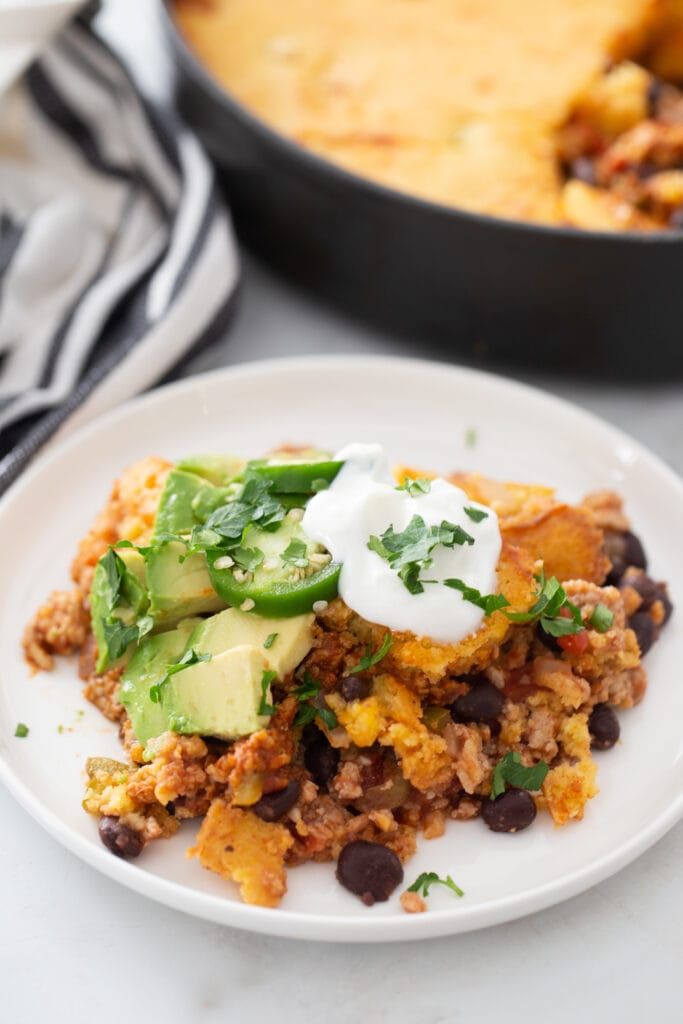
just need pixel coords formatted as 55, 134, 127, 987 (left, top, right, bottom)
1, 3, 683, 1022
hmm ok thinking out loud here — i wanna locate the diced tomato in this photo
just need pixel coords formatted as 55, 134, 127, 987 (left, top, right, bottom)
557, 629, 589, 656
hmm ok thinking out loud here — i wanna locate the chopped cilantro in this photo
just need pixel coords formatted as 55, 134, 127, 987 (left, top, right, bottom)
408, 871, 464, 898
442, 579, 510, 615
293, 704, 317, 727
505, 571, 584, 637
490, 751, 549, 800
14, 722, 29, 738
149, 649, 211, 704
293, 671, 322, 701
590, 604, 614, 633
464, 506, 488, 523
281, 538, 309, 568
258, 669, 278, 716
197, 474, 286, 548
292, 671, 338, 729
264, 632, 278, 650
348, 632, 393, 674
231, 545, 265, 572
368, 515, 475, 595
396, 477, 432, 497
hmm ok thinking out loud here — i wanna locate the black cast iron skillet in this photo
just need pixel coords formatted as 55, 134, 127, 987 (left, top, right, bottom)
162, 1, 683, 379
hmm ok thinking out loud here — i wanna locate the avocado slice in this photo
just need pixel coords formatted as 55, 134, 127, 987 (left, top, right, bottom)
188, 607, 314, 677
146, 541, 225, 628
163, 645, 273, 740
118, 617, 201, 745
90, 547, 150, 672
153, 469, 210, 537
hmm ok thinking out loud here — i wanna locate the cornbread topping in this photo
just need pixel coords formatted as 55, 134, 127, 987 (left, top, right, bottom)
173, 0, 683, 230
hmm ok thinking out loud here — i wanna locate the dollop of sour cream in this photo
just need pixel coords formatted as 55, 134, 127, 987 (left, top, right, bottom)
302, 443, 502, 644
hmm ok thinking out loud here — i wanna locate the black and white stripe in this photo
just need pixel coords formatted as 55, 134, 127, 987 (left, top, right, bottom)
0, 17, 239, 494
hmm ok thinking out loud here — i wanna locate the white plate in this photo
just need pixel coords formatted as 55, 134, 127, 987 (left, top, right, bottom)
1, 355, 681, 942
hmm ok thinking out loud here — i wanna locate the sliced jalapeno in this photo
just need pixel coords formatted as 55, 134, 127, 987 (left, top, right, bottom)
247, 460, 343, 495
206, 515, 340, 616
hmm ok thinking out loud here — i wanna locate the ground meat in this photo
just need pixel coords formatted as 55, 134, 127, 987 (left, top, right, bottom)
70, 456, 171, 587
22, 586, 90, 671
443, 723, 490, 794
208, 696, 297, 803
582, 491, 630, 533
400, 891, 427, 914
526, 706, 559, 760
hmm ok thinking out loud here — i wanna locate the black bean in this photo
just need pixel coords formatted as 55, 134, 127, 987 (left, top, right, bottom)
252, 780, 301, 822
569, 157, 597, 186
336, 840, 403, 905
670, 207, 683, 231
303, 726, 340, 790
340, 674, 371, 702
538, 626, 562, 653
481, 789, 537, 833
621, 571, 674, 624
647, 77, 665, 117
588, 704, 620, 750
620, 569, 659, 607
658, 588, 674, 625
629, 611, 656, 656
98, 816, 144, 858
451, 678, 504, 723
604, 530, 647, 585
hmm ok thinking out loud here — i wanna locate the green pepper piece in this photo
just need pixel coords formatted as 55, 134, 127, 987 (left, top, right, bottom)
247, 460, 343, 495
207, 553, 340, 617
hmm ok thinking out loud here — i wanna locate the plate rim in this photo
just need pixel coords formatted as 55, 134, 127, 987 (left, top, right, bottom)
1, 353, 682, 942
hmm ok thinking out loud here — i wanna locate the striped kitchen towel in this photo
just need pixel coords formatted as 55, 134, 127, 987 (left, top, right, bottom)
0, 13, 239, 495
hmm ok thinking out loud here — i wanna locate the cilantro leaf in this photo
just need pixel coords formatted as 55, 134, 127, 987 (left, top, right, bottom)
589, 604, 614, 633
348, 632, 393, 674
367, 516, 475, 595
258, 669, 278, 716
264, 632, 278, 650
408, 871, 464, 898
292, 671, 338, 729
148, 648, 212, 703
465, 427, 477, 449
490, 751, 549, 800
293, 704, 317, 727
293, 671, 321, 701
443, 579, 510, 615
396, 477, 432, 497
281, 538, 309, 568
505, 571, 584, 637
464, 506, 488, 523
232, 545, 265, 572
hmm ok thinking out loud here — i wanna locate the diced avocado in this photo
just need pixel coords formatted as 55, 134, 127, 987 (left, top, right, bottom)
153, 469, 209, 537
146, 541, 225, 627
118, 617, 201, 745
188, 607, 314, 677
175, 454, 245, 487
90, 547, 150, 672
163, 645, 272, 740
